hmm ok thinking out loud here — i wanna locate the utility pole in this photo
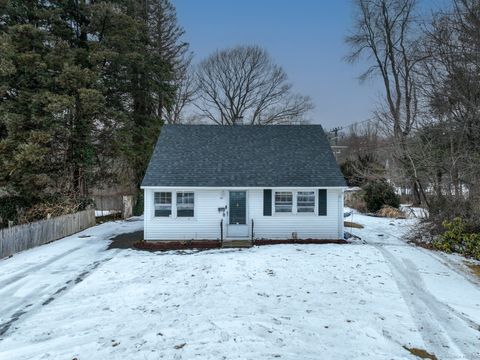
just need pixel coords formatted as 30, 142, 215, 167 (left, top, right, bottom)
330, 127, 343, 146
329, 127, 346, 161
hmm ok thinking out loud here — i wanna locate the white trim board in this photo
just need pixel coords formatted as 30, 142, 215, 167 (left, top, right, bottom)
141, 186, 347, 190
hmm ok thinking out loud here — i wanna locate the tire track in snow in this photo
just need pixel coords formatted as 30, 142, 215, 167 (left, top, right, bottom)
417, 247, 480, 288
357, 221, 480, 287
375, 244, 480, 360
0, 241, 108, 320
0, 220, 141, 289
0, 245, 85, 289
0, 249, 121, 339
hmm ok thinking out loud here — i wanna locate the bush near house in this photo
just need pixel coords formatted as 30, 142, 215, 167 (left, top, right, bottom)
344, 190, 368, 213
362, 181, 400, 213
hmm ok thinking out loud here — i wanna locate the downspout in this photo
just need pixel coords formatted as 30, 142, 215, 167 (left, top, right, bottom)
220, 218, 223, 246
251, 218, 254, 245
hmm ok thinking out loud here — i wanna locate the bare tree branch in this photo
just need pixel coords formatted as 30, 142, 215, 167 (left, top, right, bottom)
194, 45, 313, 125
346, 0, 427, 204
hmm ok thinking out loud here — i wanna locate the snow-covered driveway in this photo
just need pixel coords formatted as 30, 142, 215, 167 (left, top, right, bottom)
0, 219, 143, 337
0, 214, 479, 360
352, 215, 480, 359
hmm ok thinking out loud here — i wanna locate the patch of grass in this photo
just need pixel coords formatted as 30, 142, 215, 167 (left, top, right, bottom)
344, 221, 364, 229
466, 263, 480, 279
376, 205, 406, 219
403, 346, 438, 360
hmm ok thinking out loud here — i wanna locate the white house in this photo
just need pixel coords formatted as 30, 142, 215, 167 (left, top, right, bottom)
140, 125, 347, 242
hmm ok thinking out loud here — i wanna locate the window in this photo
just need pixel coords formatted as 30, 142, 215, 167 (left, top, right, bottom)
177, 192, 194, 217
154, 192, 172, 217
297, 191, 315, 213
275, 192, 293, 213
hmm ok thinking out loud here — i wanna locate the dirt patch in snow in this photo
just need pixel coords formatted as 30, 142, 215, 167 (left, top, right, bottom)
134, 240, 221, 251
344, 221, 364, 229
108, 231, 144, 249
466, 263, 480, 279
403, 346, 438, 360
109, 233, 347, 251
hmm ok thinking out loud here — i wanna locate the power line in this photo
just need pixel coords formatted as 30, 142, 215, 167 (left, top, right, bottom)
329, 117, 380, 140
330, 117, 378, 132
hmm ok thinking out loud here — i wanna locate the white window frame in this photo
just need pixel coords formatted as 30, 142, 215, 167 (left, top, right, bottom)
273, 190, 317, 215
297, 190, 316, 214
154, 192, 172, 217
176, 191, 195, 218
274, 191, 293, 213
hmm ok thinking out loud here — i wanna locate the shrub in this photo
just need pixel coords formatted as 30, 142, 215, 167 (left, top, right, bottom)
427, 196, 479, 235
434, 217, 480, 260
20, 195, 93, 223
0, 194, 93, 228
376, 205, 406, 219
464, 233, 480, 260
362, 181, 400, 213
0, 196, 32, 228
345, 190, 367, 213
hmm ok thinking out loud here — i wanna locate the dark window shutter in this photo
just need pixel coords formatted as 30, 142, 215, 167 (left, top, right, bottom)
263, 189, 272, 216
318, 189, 327, 216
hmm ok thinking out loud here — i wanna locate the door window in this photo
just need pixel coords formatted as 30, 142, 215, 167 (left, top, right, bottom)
229, 191, 246, 224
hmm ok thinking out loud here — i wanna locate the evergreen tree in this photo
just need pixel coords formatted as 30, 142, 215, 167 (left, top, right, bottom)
0, 1, 62, 200
0, 0, 188, 221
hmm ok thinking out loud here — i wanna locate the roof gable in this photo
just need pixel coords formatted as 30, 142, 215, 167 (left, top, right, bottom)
141, 125, 346, 187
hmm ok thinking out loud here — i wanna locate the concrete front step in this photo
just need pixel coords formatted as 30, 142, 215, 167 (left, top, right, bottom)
222, 240, 252, 248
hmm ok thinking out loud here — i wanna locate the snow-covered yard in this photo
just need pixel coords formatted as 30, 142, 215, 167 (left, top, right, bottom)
0, 214, 479, 360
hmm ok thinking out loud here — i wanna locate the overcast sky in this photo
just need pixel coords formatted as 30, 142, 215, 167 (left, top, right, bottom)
174, 0, 446, 130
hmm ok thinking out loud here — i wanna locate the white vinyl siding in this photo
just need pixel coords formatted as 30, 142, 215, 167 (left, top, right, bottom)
251, 188, 343, 239
144, 187, 344, 240
144, 188, 224, 240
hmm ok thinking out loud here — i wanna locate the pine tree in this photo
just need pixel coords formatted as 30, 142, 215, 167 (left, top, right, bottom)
0, 1, 62, 200
0, 0, 188, 220
117, 0, 183, 188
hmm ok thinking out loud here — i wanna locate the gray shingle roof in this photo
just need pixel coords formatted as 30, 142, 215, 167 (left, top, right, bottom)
141, 125, 346, 187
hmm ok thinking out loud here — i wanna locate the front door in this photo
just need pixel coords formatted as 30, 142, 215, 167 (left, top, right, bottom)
228, 191, 248, 237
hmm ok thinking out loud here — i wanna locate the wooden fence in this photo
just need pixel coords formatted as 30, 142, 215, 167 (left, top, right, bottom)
92, 195, 123, 212
92, 195, 133, 219
0, 209, 96, 259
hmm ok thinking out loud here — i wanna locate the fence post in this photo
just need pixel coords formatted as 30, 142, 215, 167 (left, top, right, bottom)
122, 195, 133, 219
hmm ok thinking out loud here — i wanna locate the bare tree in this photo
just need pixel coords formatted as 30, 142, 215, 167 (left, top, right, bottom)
416, 0, 480, 221
163, 55, 197, 124
194, 45, 313, 125
336, 120, 396, 186
345, 0, 427, 204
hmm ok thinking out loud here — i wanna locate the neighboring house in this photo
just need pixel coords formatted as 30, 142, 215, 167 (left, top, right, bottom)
140, 125, 347, 241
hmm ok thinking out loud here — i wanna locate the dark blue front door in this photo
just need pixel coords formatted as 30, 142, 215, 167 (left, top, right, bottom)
229, 191, 246, 225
